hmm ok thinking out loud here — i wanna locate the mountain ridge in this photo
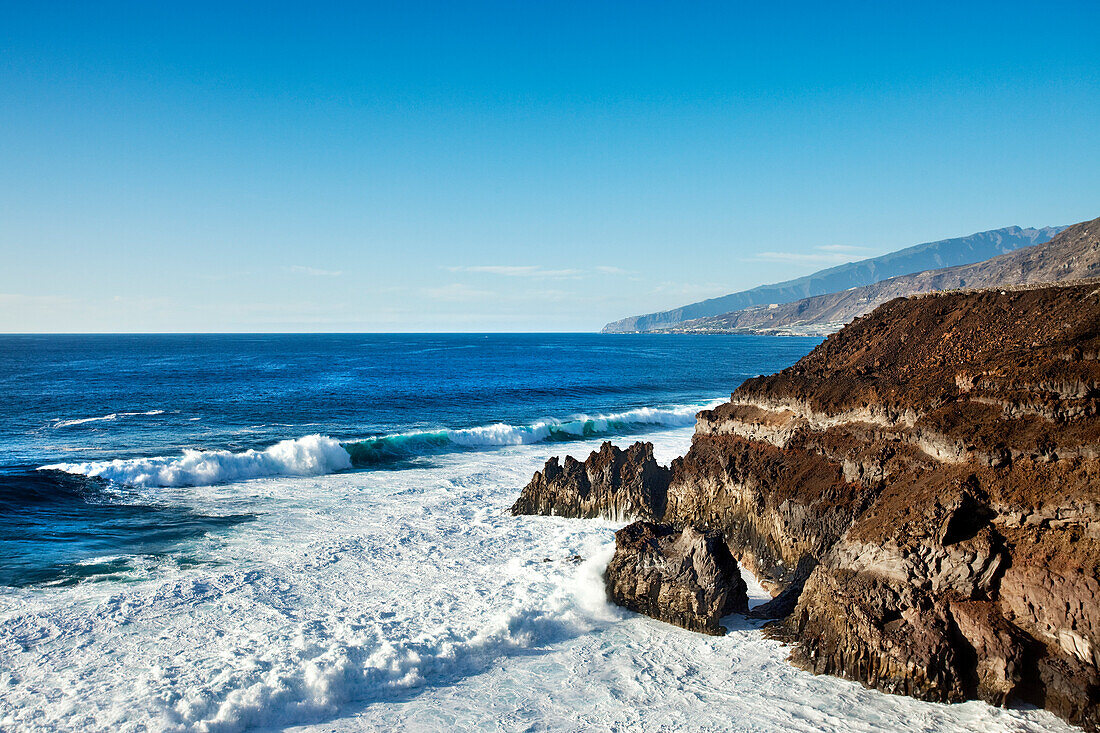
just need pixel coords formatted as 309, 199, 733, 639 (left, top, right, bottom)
657, 215, 1100, 336
603, 225, 1066, 333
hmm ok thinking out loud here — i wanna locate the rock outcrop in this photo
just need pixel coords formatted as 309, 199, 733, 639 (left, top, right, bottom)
515, 274, 1100, 730
511, 441, 669, 520
604, 521, 748, 635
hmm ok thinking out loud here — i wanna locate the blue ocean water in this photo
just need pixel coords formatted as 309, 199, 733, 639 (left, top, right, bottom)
0, 333, 818, 588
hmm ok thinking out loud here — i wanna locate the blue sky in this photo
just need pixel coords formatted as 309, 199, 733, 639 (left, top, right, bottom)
1, 1, 1098, 332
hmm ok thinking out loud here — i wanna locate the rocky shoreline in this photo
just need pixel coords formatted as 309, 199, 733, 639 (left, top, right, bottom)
513, 280, 1100, 730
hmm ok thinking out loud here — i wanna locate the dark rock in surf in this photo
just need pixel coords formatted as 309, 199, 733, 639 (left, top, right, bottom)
510, 441, 670, 521
604, 521, 748, 635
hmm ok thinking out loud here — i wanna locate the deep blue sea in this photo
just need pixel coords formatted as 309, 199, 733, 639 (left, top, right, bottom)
0, 333, 817, 588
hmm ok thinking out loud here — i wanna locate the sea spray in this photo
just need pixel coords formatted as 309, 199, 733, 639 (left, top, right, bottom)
5, 420, 1072, 732
42, 402, 720, 487
41, 434, 352, 488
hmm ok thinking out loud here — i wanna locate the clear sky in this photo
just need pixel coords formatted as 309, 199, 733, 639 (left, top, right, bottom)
1, 1, 1098, 332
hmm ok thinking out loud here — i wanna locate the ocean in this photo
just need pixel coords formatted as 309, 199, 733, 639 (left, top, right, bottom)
0, 334, 1075, 732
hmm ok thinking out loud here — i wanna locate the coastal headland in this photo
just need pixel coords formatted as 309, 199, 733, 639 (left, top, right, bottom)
515, 276, 1100, 731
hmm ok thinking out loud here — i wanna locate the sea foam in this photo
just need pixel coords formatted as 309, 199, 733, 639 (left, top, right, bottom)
53, 410, 166, 428
41, 402, 720, 487
41, 434, 352, 487
3, 427, 1076, 733
344, 402, 720, 466
448, 403, 713, 446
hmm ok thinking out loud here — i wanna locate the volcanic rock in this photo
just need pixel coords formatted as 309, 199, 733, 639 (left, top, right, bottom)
510, 441, 669, 520
604, 521, 748, 635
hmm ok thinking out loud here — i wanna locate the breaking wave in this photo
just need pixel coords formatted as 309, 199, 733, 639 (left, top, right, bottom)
40, 435, 352, 488
343, 402, 716, 465
40, 402, 718, 488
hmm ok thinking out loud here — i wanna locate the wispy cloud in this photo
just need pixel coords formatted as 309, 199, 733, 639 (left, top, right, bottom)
444, 265, 633, 278
752, 252, 856, 265
817, 244, 872, 254
650, 281, 732, 298
445, 265, 583, 278
751, 242, 875, 265
423, 283, 497, 301
422, 284, 596, 303
0, 293, 75, 306
286, 265, 343, 277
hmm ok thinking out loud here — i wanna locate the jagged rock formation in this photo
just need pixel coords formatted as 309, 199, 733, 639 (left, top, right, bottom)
654, 216, 1100, 336
516, 277, 1100, 730
602, 224, 1065, 333
511, 441, 669, 520
604, 521, 748, 635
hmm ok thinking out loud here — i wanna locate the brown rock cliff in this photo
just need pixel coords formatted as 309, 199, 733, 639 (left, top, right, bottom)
511, 441, 669, 520
515, 279, 1100, 730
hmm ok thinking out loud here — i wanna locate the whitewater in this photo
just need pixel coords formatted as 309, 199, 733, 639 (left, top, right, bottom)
0, 425, 1075, 732
39, 403, 715, 487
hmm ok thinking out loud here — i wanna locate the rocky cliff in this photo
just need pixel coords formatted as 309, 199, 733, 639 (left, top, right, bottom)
516, 279, 1100, 730
656, 216, 1100, 336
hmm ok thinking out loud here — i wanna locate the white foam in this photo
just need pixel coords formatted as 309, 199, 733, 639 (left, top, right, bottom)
446, 422, 554, 446
53, 410, 166, 428
444, 401, 720, 447
39, 401, 722, 486
40, 434, 352, 487
0, 427, 1077, 732
599, 402, 719, 425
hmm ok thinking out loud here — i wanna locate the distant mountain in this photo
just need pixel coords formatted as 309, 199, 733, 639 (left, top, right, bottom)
602, 225, 1066, 333
657, 215, 1100, 336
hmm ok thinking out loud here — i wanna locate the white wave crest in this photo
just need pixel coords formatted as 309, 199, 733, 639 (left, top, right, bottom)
445, 401, 720, 447
446, 422, 554, 446
53, 410, 166, 428
39, 401, 723, 487
596, 402, 721, 427
40, 434, 352, 488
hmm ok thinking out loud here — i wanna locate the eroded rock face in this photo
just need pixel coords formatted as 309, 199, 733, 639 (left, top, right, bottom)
604, 521, 748, 635
751, 281, 1100, 731
510, 441, 669, 520
781, 567, 972, 702
664, 432, 871, 594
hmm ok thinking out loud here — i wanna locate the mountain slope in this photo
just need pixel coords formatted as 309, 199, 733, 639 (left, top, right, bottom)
661, 215, 1100, 336
603, 225, 1065, 333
